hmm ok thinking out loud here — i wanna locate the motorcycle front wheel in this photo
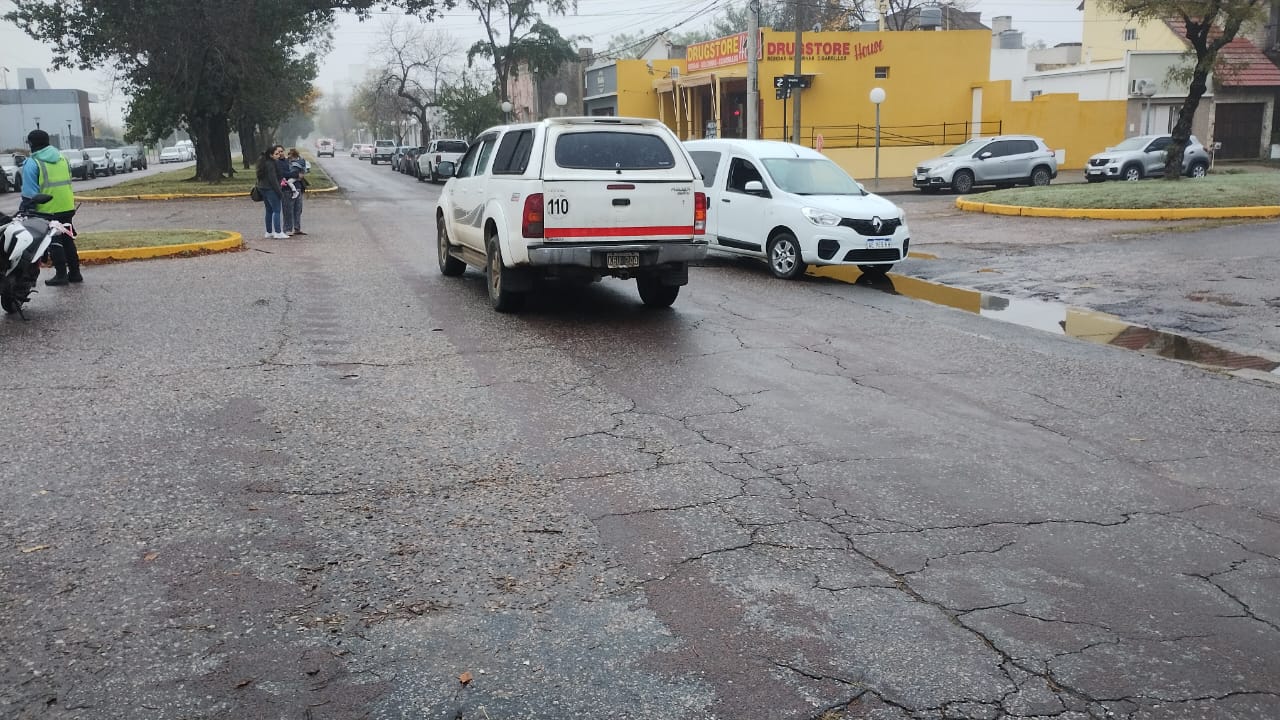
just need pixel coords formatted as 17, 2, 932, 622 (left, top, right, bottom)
1, 294, 18, 314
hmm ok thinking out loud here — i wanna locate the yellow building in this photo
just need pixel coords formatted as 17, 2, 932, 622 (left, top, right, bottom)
600, 27, 1128, 177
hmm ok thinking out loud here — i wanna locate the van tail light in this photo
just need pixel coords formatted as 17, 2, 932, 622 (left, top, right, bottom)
693, 192, 707, 234
522, 193, 544, 238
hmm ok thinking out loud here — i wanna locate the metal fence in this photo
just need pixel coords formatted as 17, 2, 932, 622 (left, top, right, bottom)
759, 120, 1004, 149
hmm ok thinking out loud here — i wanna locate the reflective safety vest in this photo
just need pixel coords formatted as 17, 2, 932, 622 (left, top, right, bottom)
34, 157, 76, 214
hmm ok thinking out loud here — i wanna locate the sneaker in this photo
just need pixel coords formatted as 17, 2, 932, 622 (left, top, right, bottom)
67, 271, 83, 283
273, 232, 290, 239
264, 232, 274, 238
45, 275, 69, 287
292, 191, 300, 199
293, 230, 307, 236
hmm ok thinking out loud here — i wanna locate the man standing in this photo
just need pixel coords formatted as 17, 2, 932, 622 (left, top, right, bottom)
20, 129, 80, 286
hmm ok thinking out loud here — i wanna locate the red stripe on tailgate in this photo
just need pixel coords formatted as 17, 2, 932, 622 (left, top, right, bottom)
550, 226, 695, 238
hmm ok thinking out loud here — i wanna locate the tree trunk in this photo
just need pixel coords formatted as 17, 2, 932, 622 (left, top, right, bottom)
188, 113, 235, 181
238, 118, 259, 170
1164, 58, 1212, 181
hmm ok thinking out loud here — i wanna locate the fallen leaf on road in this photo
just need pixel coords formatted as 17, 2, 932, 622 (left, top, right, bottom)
143, 552, 159, 562
236, 678, 254, 689
21, 545, 49, 553
459, 671, 473, 686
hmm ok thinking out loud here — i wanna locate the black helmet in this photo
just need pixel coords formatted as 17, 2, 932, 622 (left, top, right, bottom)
27, 129, 50, 150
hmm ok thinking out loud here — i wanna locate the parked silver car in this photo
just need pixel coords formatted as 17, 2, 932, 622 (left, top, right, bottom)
1084, 134, 1210, 182
914, 135, 1058, 194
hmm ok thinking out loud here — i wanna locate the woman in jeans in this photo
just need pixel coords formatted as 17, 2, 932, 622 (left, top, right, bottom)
255, 145, 288, 238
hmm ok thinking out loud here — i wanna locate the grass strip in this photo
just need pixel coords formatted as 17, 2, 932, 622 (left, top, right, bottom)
78, 151, 336, 198
75, 229, 229, 250
975, 172, 1280, 209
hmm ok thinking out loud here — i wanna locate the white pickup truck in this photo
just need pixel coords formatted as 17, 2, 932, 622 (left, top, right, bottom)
418, 138, 470, 183
434, 117, 708, 312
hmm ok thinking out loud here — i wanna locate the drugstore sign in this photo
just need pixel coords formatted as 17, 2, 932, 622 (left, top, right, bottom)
687, 32, 752, 71
764, 39, 882, 62
687, 33, 886, 70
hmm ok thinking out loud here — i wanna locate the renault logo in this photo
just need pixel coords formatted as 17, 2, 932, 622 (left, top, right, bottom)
871, 216, 883, 233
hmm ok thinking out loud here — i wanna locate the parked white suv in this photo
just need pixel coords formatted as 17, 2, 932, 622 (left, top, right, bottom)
434, 117, 708, 312
418, 138, 470, 183
914, 135, 1057, 194
686, 139, 909, 279
1084, 134, 1210, 182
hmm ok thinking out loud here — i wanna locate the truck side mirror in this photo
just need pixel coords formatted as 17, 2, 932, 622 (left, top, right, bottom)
744, 179, 766, 194
436, 160, 456, 178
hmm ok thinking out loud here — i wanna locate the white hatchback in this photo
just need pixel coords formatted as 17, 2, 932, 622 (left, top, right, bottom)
685, 139, 909, 279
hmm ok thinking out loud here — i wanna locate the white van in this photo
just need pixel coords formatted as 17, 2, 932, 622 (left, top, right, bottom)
316, 138, 335, 157
684, 139, 910, 279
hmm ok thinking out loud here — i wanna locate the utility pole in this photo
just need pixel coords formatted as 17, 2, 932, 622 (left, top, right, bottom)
791, 0, 804, 144
746, 0, 760, 139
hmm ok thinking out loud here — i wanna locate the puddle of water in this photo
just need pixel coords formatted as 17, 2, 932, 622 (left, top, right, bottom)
812, 266, 1280, 377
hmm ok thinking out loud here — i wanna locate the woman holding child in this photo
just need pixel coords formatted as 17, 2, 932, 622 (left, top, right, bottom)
255, 145, 288, 239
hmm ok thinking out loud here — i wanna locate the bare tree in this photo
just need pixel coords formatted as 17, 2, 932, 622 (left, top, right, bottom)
464, 0, 579, 102
374, 17, 459, 143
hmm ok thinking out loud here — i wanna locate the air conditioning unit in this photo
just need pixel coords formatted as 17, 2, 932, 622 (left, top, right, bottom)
1129, 78, 1155, 96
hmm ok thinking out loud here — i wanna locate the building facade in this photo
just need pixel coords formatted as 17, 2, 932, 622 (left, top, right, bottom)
0, 69, 96, 150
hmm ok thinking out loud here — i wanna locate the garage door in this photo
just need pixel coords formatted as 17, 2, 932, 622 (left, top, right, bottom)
1213, 103, 1264, 159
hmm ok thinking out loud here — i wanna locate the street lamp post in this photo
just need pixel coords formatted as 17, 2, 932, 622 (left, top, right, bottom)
34, 116, 41, 130
869, 87, 885, 188
501, 100, 513, 123
553, 92, 568, 117
1140, 83, 1157, 134
67, 121, 73, 149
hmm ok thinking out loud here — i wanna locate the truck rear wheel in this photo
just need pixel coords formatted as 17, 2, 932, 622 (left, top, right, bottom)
637, 276, 679, 307
486, 237, 525, 312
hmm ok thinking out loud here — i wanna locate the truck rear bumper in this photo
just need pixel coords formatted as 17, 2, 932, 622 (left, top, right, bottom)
526, 241, 708, 268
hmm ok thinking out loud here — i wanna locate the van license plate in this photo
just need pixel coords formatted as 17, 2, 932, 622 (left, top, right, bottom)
866, 238, 892, 249
607, 252, 640, 269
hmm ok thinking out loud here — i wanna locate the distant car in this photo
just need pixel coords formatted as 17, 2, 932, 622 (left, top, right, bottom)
913, 135, 1058, 194
1084, 134, 1210, 182
349, 144, 359, 157
66, 149, 95, 180
120, 145, 148, 171
1, 153, 26, 192
418, 138, 469, 183
357, 144, 374, 160
371, 139, 395, 164
401, 146, 425, 177
174, 140, 194, 161
159, 146, 185, 163
316, 138, 335, 157
83, 147, 117, 175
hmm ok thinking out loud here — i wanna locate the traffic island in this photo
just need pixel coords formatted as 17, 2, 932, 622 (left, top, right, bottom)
77, 230, 244, 263
956, 198, 1280, 220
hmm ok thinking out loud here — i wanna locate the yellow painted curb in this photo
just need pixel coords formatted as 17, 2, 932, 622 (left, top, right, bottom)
79, 231, 243, 262
79, 185, 339, 202
955, 197, 1280, 220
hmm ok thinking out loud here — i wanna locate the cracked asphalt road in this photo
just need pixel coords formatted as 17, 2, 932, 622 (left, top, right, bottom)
1, 159, 1277, 719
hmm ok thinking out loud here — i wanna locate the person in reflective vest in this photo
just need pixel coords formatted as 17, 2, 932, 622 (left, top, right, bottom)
21, 129, 81, 285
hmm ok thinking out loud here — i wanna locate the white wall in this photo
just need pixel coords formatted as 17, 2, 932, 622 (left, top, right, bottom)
990, 48, 1030, 99
1025, 63, 1127, 101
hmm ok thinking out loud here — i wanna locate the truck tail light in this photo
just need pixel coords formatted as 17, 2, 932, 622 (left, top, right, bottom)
693, 192, 707, 234
522, 193, 544, 238
435, 154, 442, 163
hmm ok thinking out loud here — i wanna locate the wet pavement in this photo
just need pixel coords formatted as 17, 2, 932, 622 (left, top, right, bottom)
2, 156, 1278, 719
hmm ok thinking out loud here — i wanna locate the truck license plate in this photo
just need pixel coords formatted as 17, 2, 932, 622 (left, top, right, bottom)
866, 238, 892, 249
606, 252, 640, 269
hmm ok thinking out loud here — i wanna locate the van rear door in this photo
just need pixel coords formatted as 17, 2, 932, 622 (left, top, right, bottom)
540, 122, 699, 248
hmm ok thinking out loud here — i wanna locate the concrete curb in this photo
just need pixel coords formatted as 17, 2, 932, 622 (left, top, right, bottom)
78, 185, 340, 203
79, 231, 243, 263
955, 197, 1280, 220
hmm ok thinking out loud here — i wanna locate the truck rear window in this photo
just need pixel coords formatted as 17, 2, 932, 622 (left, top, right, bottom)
555, 132, 675, 170
437, 141, 469, 153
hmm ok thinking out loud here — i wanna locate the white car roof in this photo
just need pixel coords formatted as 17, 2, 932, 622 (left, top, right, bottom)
684, 138, 827, 160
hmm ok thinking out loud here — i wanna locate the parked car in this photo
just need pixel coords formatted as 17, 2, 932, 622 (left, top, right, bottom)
83, 147, 117, 175
175, 140, 195, 161
371, 139, 395, 164
119, 145, 148, 171
316, 138, 335, 157
913, 135, 1057, 194
159, 146, 185, 163
1, 153, 26, 193
390, 145, 411, 171
419, 138, 469, 183
687, 139, 910, 279
357, 144, 374, 160
66, 149, 95, 180
399, 146, 425, 176
349, 143, 360, 157
1084, 134, 1210, 182
434, 117, 708, 311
